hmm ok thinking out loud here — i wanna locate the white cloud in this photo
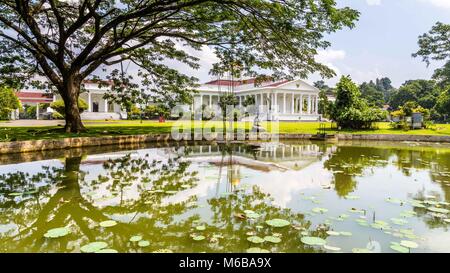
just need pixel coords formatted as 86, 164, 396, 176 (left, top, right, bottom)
366, 0, 381, 6
313, 49, 346, 83
419, 0, 450, 9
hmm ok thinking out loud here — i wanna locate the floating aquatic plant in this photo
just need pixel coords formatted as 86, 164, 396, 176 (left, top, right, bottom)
300, 236, 326, 246
44, 227, 70, 238
99, 220, 117, 228
80, 242, 108, 253
247, 236, 265, 244
265, 219, 290, 228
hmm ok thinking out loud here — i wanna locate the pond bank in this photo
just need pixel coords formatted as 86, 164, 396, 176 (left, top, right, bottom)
2, 133, 450, 155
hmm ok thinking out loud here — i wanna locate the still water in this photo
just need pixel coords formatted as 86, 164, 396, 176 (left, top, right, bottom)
1, 141, 450, 253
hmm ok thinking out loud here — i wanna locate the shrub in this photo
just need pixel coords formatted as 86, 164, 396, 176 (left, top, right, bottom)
329, 76, 387, 129
51, 112, 64, 120
50, 99, 88, 117
144, 104, 170, 119
0, 86, 20, 120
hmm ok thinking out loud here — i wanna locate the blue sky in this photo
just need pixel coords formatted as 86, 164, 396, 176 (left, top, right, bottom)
106, 0, 450, 88
308, 0, 450, 87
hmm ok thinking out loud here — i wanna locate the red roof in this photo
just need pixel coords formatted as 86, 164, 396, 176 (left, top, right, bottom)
16, 91, 54, 103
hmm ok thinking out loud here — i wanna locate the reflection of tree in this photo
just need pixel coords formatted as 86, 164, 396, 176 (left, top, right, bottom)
323, 146, 390, 197
0, 146, 331, 253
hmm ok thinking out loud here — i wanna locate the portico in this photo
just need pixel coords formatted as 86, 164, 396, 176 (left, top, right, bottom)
193, 79, 320, 121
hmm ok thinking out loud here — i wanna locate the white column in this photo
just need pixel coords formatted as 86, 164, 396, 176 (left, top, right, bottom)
88, 92, 92, 112
209, 95, 212, 108
308, 95, 311, 114
291, 93, 294, 114
104, 99, 108, 112
200, 95, 203, 108
283, 93, 286, 114
300, 94, 303, 115
274, 93, 278, 112
315, 95, 319, 114
36, 103, 39, 120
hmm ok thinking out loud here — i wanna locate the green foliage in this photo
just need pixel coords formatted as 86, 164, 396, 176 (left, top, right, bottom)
242, 96, 255, 107
52, 112, 64, 120
435, 87, 450, 120
432, 61, 450, 89
330, 76, 386, 129
144, 104, 170, 119
318, 90, 331, 118
413, 22, 450, 66
50, 99, 88, 117
0, 0, 359, 132
0, 86, 20, 120
128, 105, 142, 120
359, 81, 385, 107
389, 80, 439, 110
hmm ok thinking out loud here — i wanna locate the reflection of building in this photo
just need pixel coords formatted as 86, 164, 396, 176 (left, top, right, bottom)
193, 79, 321, 121
181, 143, 333, 172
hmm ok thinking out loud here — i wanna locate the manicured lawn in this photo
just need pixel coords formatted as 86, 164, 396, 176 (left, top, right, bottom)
1, 121, 450, 142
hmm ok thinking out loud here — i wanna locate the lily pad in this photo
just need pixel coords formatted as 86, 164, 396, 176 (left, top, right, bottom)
312, 207, 328, 214
130, 235, 143, 242
99, 220, 117, 228
390, 243, 409, 253
324, 245, 341, 251
196, 225, 206, 231
138, 240, 150, 247
391, 218, 408, 226
265, 219, 290, 228
246, 247, 270, 253
44, 227, 70, 238
192, 235, 206, 241
339, 231, 352, 236
427, 207, 449, 214
80, 242, 108, 253
247, 236, 265, 244
245, 212, 260, 219
152, 249, 173, 253
300, 236, 326, 246
345, 195, 360, 200
263, 236, 281, 244
95, 249, 118, 253
326, 231, 340, 236
400, 240, 418, 249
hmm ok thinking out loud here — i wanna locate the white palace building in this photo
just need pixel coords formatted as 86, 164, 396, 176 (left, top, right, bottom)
193, 78, 321, 121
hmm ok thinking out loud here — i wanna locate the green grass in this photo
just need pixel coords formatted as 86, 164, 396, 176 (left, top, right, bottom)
1, 121, 450, 142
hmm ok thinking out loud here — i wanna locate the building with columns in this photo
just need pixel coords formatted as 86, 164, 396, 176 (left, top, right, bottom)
17, 80, 126, 120
193, 78, 321, 121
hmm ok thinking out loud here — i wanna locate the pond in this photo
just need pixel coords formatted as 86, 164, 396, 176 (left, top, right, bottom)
1, 140, 450, 253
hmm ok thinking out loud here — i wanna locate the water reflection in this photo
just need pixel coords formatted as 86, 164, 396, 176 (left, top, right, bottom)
0, 141, 450, 253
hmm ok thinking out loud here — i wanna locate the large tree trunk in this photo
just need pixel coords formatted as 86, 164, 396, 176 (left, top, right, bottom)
61, 75, 86, 133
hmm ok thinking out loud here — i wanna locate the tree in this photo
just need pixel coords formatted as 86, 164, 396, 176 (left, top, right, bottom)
359, 81, 384, 107
50, 98, 88, 117
432, 61, 450, 89
329, 76, 386, 129
0, 1, 359, 133
413, 22, 450, 66
388, 80, 438, 110
435, 87, 450, 120
0, 86, 20, 120
413, 22, 450, 119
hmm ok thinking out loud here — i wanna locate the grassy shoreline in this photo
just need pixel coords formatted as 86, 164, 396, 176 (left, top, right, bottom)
1, 121, 450, 142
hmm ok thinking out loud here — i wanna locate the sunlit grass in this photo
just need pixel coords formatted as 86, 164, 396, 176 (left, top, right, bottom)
1, 121, 450, 142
